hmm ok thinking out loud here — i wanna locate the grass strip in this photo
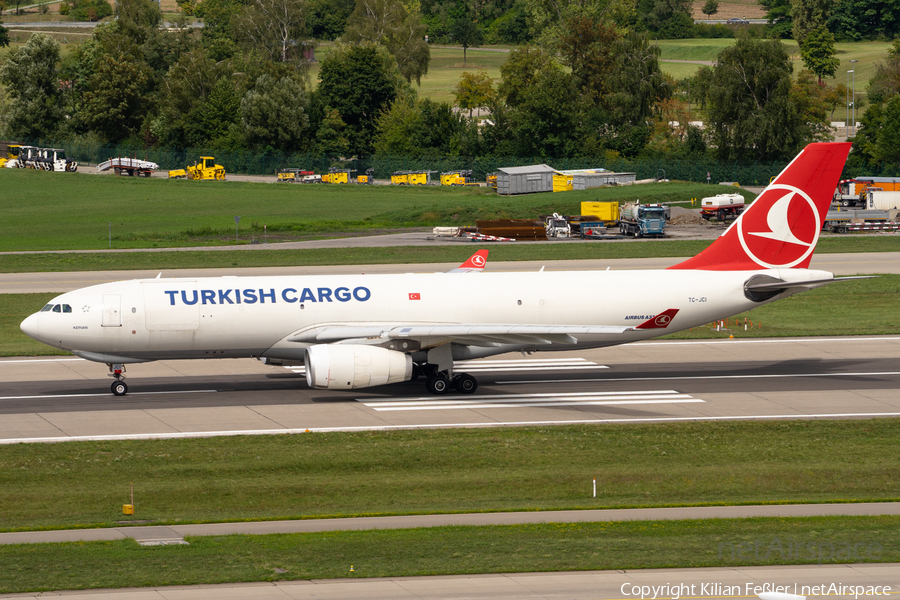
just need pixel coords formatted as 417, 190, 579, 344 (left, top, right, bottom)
2, 516, 899, 593
1, 420, 900, 532
3, 275, 898, 357
1, 236, 899, 273
0, 169, 728, 252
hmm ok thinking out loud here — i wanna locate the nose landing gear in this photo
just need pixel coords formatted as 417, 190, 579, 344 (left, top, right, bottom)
107, 363, 128, 396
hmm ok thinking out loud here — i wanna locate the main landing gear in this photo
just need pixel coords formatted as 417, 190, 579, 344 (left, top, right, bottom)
415, 364, 478, 395
107, 363, 128, 396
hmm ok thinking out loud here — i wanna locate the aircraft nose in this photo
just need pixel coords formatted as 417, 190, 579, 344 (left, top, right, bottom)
20, 313, 39, 339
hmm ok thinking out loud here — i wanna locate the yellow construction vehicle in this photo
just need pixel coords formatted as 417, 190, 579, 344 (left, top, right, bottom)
392, 170, 435, 185
440, 170, 479, 186
357, 168, 375, 184
323, 168, 354, 184
486, 173, 498, 189
169, 156, 226, 180
277, 168, 315, 182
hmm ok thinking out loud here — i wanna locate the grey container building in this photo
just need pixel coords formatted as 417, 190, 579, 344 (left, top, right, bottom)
573, 172, 637, 190
496, 164, 555, 195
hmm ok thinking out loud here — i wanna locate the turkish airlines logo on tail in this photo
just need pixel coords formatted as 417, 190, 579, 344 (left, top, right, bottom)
737, 185, 820, 269
471, 254, 486, 267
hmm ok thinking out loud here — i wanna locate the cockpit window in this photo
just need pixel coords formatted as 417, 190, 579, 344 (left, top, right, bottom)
62, 304, 72, 313
41, 304, 54, 312
52, 305, 61, 313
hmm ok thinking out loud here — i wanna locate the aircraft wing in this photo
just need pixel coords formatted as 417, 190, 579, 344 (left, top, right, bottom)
289, 323, 633, 346
287, 311, 679, 347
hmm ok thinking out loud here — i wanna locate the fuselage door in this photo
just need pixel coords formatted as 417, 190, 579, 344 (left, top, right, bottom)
101, 294, 122, 327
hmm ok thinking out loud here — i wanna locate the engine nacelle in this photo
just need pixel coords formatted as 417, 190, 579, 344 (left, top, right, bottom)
304, 344, 413, 390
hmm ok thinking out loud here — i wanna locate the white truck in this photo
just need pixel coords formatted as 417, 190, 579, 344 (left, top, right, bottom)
866, 190, 900, 210
700, 193, 745, 221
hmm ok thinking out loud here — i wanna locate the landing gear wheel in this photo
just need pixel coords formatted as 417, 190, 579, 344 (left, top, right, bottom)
454, 373, 478, 394
426, 374, 451, 394
111, 381, 128, 396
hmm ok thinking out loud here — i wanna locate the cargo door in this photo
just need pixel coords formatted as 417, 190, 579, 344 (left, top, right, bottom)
102, 294, 122, 327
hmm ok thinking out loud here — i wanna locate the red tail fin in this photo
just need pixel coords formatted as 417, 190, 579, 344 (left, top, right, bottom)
453, 249, 489, 272
670, 143, 851, 271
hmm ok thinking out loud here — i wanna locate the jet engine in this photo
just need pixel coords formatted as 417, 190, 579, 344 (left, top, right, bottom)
304, 344, 413, 390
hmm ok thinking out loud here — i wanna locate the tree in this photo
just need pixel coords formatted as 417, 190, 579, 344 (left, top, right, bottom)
374, 94, 422, 154
791, 0, 830, 46
497, 46, 558, 108
343, 0, 431, 84
453, 70, 494, 117
759, 0, 792, 38
557, 15, 618, 105
522, 0, 636, 50
874, 95, 900, 171
0, 33, 63, 139
868, 40, 900, 105
705, 37, 806, 161
606, 33, 669, 125
0, 19, 9, 49
638, 0, 693, 38
451, 8, 482, 66
828, 0, 900, 41
701, 0, 718, 18
80, 56, 154, 142
799, 25, 839, 84
316, 107, 351, 154
315, 42, 409, 154
235, 0, 308, 64
241, 75, 311, 151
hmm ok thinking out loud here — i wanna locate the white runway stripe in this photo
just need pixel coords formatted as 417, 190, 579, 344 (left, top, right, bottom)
359, 390, 702, 411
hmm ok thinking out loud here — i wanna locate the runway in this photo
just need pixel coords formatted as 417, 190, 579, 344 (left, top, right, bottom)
1, 336, 899, 443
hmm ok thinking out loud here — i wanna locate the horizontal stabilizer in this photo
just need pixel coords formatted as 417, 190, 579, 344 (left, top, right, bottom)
745, 276, 875, 292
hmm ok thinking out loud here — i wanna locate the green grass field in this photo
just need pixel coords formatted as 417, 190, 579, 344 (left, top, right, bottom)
2, 516, 898, 593
1, 420, 899, 532
0, 169, 744, 251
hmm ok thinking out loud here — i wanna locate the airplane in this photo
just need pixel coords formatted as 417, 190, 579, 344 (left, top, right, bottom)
21, 142, 858, 398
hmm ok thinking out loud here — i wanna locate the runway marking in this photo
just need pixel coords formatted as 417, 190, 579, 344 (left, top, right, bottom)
284, 357, 608, 376
0, 358, 85, 364
0, 390, 218, 401
633, 336, 900, 346
498, 370, 900, 385
358, 390, 702, 411
6, 412, 900, 444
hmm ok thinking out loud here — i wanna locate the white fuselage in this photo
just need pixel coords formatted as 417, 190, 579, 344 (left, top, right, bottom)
21, 267, 830, 364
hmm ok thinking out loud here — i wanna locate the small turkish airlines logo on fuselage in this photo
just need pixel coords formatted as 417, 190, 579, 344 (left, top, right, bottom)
737, 184, 820, 269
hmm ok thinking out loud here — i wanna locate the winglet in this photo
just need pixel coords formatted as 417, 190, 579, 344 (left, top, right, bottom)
634, 308, 679, 330
448, 249, 489, 273
669, 142, 851, 271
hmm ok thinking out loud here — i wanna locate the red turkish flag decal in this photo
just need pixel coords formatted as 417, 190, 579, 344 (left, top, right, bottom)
409, 293, 421, 300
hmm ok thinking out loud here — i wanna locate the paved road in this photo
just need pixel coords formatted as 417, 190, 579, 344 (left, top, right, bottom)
1, 563, 896, 599
2, 251, 898, 294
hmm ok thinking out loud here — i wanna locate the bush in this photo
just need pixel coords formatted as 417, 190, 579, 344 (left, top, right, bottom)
59, 2, 70, 14
71, 0, 112, 21
691, 23, 734, 38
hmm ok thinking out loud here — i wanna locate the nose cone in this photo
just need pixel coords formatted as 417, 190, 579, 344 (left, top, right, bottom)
20, 313, 40, 340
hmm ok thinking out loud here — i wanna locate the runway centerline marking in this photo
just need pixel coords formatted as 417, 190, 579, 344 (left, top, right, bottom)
498, 370, 900, 385
0, 390, 218, 401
